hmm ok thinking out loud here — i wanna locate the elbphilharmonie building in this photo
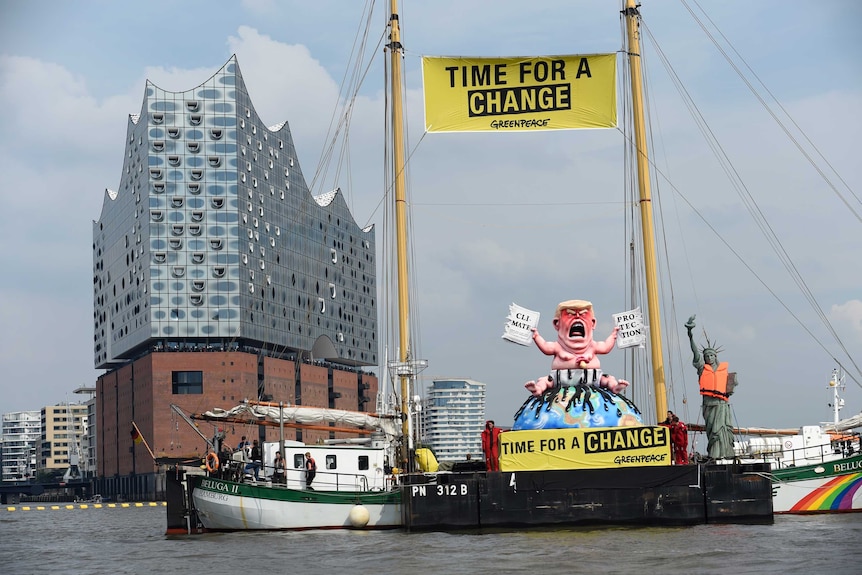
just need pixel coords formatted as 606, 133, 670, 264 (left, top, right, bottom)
94, 56, 376, 368
92, 57, 379, 499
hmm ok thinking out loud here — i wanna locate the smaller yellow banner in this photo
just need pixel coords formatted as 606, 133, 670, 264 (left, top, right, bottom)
499, 426, 671, 471
422, 54, 617, 132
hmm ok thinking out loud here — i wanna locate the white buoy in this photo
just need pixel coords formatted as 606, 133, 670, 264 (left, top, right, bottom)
348, 504, 370, 528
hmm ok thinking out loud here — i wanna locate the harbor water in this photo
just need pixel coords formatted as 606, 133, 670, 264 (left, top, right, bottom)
2, 504, 860, 574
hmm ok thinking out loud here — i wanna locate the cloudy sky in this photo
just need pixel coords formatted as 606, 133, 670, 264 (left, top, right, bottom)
1, 0, 860, 436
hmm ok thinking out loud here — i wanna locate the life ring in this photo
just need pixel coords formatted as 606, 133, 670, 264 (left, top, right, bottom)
205, 452, 220, 473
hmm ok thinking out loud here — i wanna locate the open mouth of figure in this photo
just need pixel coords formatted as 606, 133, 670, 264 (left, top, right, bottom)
568, 321, 585, 338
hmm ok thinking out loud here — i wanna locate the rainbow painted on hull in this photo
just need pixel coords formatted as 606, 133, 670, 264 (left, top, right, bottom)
772, 453, 862, 514
788, 472, 862, 512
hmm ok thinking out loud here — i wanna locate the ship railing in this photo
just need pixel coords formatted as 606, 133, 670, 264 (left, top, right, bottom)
265, 469, 389, 492
738, 440, 860, 469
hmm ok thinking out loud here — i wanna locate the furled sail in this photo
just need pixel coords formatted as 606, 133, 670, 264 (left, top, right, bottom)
202, 404, 400, 439
825, 413, 862, 433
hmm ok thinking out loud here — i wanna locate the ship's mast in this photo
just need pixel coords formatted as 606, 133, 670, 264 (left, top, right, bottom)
828, 368, 844, 425
387, 0, 412, 471
624, 0, 667, 419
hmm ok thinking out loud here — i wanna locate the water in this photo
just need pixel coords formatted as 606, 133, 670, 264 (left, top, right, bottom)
2, 504, 860, 574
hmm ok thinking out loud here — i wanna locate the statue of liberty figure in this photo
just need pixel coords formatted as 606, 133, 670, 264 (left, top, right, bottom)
685, 315, 736, 460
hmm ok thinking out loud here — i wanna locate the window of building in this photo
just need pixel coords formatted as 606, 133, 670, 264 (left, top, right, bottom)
172, 371, 203, 394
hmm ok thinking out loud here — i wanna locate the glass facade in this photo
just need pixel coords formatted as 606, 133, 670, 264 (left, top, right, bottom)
93, 57, 377, 369
1, 411, 40, 482
420, 379, 486, 461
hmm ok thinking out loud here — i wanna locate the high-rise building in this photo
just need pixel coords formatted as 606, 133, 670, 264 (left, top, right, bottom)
1, 411, 40, 482
420, 379, 486, 461
74, 386, 98, 477
39, 404, 88, 477
92, 57, 379, 500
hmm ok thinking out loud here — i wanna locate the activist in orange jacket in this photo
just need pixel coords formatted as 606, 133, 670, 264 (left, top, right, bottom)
481, 420, 502, 472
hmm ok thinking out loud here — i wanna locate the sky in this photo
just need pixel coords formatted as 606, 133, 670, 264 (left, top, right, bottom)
1, 0, 860, 435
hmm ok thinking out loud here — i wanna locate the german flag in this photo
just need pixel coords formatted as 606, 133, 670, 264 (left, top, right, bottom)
131, 427, 143, 444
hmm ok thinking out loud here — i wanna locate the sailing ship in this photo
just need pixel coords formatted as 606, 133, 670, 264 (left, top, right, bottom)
170, 403, 402, 531
729, 369, 862, 514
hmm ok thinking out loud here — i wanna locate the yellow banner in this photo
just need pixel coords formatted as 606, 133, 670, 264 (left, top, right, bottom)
422, 54, 616, 132
499, 426, 671, 471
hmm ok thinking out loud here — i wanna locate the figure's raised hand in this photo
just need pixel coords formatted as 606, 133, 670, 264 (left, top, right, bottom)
685, 315, 696, 331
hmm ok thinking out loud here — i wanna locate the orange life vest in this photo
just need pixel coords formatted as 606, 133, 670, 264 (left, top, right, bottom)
699, 362, 730, 399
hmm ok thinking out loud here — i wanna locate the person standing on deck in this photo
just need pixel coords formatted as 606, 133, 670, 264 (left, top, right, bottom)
670, 415, 690, 465
481, 420, 502, 472
245, 439, 262, 480
685, 315, 736, 460
304, 452, 317, 489
272, 452, 285, 484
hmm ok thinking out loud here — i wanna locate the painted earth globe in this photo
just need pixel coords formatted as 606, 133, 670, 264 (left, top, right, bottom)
513, 385, 644, 430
